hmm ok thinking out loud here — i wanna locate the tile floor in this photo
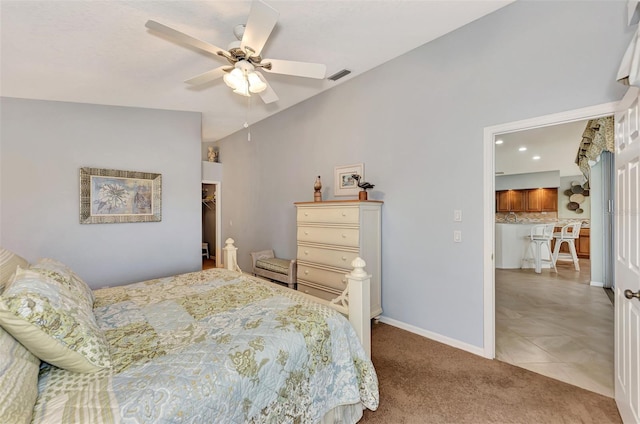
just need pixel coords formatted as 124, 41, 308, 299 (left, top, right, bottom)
496, 259, 614, 397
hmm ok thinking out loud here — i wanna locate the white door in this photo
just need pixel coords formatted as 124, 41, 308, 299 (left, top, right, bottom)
614, 86, 640, 423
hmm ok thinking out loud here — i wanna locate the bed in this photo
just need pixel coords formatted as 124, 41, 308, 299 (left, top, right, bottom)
0, 242, 379, 423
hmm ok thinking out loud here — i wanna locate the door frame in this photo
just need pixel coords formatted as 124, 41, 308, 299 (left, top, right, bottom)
482, 102, 618, 358
202, 180, 222, 267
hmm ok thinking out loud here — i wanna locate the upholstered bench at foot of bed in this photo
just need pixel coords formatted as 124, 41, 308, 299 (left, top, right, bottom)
250, 250, 297, 289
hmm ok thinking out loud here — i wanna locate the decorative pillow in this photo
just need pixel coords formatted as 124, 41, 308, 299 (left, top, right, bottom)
0, 266, 111, 373
0, 326, 40, 424
0, 247, 30, 292
30, 257, 95, 305
256, 257, 292, 274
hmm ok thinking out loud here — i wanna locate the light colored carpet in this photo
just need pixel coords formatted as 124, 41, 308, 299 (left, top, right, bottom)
361, 323, 621, 424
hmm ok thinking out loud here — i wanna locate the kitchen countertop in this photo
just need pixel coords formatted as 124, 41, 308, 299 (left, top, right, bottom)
495, 220, 590, 228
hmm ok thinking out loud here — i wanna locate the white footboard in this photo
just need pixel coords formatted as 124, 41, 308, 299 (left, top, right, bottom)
332, 257, 371, 358
222, 239, 371, 358
223, 238, 242, 272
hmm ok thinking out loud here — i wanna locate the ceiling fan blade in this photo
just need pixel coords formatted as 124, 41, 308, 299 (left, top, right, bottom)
262, 59, 326, 79
184, 66, 229, 85
255, 72, 279, 104
145, 20, 227, 57
241, 1, 279, 57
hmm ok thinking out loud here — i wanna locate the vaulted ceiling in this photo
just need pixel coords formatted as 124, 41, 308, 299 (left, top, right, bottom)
0, 1, 512, 142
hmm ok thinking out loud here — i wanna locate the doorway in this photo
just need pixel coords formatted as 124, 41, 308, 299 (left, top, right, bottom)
483, 103, 618, 396
202, 181, 221, 270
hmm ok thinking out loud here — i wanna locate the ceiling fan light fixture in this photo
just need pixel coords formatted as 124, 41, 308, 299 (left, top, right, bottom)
233, 79, 250, 97
146, 0, 327, 106
223, 67, 245, 89
248, 71, 267, 93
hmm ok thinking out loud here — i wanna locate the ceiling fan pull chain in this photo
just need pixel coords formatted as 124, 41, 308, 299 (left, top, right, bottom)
246, 95, 251, 141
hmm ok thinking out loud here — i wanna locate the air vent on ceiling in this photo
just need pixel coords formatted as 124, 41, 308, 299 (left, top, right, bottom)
328, 69, 351, 81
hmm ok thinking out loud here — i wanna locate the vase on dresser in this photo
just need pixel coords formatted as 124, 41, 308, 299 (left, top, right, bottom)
313, 176, 322, 202
294, 200, 382, 318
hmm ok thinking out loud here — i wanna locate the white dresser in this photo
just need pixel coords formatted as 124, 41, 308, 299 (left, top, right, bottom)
294, 200, 382, 318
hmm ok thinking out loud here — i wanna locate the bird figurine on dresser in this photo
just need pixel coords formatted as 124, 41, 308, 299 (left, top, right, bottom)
352, 174, 375, 200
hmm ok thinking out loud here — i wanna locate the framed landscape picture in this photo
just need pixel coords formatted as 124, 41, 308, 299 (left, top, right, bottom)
334, 163, 364, 197
80, 167, 162, 224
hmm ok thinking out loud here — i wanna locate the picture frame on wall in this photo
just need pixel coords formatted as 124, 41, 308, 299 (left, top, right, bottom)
334, 163, 364, 197
80, 167, 162, 224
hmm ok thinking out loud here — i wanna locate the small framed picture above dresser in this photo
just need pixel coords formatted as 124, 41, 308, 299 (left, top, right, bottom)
334, 163, 364, 196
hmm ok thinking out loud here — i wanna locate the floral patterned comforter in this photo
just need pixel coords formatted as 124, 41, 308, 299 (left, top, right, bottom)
31, 269, 379, 423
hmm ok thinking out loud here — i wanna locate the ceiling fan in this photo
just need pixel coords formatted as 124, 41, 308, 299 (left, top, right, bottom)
145, 0, 327, 104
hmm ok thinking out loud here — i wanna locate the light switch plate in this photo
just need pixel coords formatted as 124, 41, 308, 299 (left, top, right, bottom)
454, 210, 462, 222
454, 230, 462, 242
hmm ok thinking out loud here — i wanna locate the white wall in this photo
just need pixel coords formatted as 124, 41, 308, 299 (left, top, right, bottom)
202, 161, 223, 182
0, 98, 202, 288
496, 171, 560, 191
208, 1, 631, 349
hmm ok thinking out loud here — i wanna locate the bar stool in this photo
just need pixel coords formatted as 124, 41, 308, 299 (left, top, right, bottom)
523, 224, 557, 274
202, 242, 210, 259
552, 222, 582, 271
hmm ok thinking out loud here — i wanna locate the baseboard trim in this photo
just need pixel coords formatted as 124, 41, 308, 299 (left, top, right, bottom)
377, 316, 486, 358
590, 280, 605, 287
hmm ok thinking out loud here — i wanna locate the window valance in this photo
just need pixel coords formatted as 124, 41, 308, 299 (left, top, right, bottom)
575, 116, 614, 185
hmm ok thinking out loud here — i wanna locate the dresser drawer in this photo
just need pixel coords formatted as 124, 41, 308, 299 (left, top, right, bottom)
297, 226, 359, 248
297, 246, 359, 270
297, 282, 340, 302
297, 264, 348, 292
297, 207, 359, 224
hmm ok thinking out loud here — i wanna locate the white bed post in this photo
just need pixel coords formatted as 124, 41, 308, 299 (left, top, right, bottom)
223, 238, 241, 272
347, 257, 371, 358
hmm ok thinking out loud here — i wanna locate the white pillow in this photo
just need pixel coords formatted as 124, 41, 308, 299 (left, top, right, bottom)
0, 266, 111, 373
0, 247, 30, 292
0, 326, 40, 424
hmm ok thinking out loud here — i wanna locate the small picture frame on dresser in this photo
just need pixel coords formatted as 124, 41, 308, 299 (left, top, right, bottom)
334, 163, 363, 197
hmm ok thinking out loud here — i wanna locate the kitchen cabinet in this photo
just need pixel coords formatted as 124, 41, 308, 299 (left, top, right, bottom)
496, 188, 558, 213
577, 228, 590, 258
496, 190, 526, 212
551, 227, 590, 259
526, 188, 558, 212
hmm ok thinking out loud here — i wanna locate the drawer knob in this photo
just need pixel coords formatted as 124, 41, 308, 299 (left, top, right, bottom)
341, 256, 347, 261
304, 270, 309, 275
342, 278, 346, 284
304, 231, 309, 235
341, 234, 347, 238
304, 250, 309, 255
304, 212, 308, 216
342, 212, 347, 217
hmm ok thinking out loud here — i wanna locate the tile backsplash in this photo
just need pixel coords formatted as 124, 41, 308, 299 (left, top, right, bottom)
496, 212, 590, 228
495, 211, 557, 223
495, 212, 591, 228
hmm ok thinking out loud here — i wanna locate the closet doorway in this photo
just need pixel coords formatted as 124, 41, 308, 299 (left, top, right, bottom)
202, 181, 221, 270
